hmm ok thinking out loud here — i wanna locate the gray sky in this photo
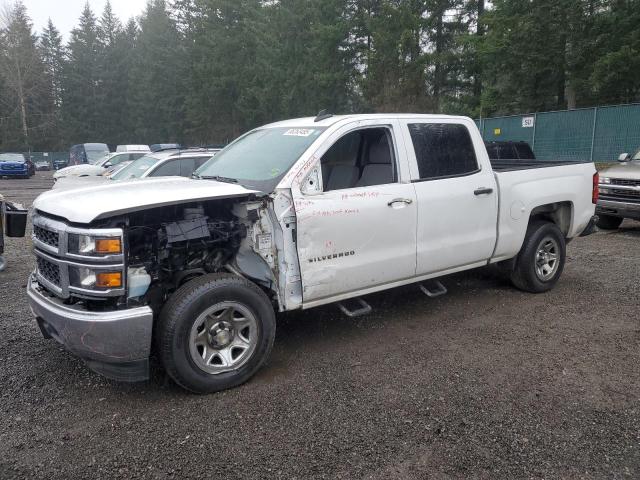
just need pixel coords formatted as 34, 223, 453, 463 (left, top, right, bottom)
19, 0, 148, 38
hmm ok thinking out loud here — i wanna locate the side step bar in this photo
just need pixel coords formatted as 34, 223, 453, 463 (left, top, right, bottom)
419, 280, 447, 298
337, 298, 372, 317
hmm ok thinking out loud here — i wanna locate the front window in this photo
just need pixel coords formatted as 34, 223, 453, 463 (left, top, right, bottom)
195, 127, 326, 192
111, 155, 160, 180
633, 149, 640, 161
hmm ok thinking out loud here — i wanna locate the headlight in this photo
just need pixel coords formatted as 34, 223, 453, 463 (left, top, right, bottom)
68, 234, 122, 255
601, 177, 611, 184
70, 267, 122, 289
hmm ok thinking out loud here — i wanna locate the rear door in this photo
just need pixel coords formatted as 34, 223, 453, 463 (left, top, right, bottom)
293, 119, 417, 303
401, 120, 498, 275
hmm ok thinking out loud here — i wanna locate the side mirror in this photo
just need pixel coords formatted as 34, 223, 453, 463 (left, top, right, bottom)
103, 162, 112, 168
618, 153, 631, 162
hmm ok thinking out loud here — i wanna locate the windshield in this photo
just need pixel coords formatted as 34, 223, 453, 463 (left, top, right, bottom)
86, 150, 110, 163
0, 153, 25, 163
195, 127, 326, 191
92, 153, 112, 165
111, 155, 160, 180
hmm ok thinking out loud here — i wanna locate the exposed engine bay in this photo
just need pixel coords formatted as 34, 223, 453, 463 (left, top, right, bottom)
89, 197, 280, 312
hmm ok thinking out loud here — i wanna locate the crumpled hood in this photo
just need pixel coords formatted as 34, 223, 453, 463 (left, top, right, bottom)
34, 176, 259, 224
600, 161, 640, 180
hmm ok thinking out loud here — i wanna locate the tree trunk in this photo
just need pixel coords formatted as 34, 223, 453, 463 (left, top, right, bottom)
473, 0, 485, 101
433, 8, 444, 112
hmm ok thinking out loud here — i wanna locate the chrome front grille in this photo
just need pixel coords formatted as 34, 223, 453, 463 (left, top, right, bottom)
32, 213, 125, 299
611, 178, 640, 187
36, 256, 61, 286
33, 225, 59, 248
600, 178, 640, 204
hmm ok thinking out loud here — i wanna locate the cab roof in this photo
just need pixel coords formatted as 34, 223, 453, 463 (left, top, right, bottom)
261, 113, 473, 129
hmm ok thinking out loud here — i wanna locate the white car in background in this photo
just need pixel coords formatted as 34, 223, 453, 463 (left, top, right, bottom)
116, 144, 151, 153
52, 149, 220, 190
53, 148, 150, 181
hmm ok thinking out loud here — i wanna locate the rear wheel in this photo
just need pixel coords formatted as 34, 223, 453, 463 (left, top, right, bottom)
596, 215, 623, 230
510, 221, 566, 293
157, 273, 276, 393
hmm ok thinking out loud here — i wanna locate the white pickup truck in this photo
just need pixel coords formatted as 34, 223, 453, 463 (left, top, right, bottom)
27, 114, 598, 393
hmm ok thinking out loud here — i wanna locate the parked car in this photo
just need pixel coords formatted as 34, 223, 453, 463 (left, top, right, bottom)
35, 160, 51, 171
595, 149, 640, 229
52, 149, 220, 190
485, 141, 535, 161
109, 148, 219, 181
53, 158, 67, 170
68, 143, 110, 166
116, 144, 151, 153
27, 114, 597, 393
54, 150, 149, 181
150, 143, 181, 152
0, 153, 30, 178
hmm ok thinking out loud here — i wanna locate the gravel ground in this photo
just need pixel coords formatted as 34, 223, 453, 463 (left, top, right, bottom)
1, 172, 639, 479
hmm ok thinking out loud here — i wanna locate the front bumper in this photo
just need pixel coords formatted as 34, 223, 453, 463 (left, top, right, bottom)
596, 199, 640, 221
27, 275, 154, 382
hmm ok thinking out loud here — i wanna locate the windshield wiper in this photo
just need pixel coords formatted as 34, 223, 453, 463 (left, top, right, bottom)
199, 175, 238, 184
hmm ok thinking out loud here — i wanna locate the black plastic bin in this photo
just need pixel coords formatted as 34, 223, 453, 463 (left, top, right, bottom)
3, 202, 27, 238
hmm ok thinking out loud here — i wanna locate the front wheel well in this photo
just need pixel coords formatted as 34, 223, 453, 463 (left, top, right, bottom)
529, 201, 573, 237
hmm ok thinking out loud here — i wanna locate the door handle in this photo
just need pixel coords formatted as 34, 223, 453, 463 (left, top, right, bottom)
388, 198, 413, 207
474, 187, 494, 196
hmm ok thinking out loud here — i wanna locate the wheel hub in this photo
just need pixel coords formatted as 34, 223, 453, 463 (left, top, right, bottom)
189, 301, 259, 375
208, 322, 234, 348
534, 236, 560, 281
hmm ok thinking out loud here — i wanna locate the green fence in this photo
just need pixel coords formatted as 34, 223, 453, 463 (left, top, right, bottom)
476, 103, 640, 162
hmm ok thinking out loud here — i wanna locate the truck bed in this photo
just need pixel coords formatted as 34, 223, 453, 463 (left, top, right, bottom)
490, 159, 590, 172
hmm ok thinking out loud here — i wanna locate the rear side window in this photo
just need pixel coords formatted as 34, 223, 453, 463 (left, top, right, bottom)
409, 123, 478, 180
179, 157, 198, 177
151, 159, 181, 177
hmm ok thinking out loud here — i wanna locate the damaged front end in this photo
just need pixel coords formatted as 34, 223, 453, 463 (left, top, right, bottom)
28, 191, 299, 382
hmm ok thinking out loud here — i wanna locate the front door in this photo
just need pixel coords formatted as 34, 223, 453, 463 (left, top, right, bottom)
293, 121, 417, 303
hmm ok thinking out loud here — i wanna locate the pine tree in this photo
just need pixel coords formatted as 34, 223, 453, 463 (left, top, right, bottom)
0, 1, 49, 150
129, 0, 186, 143
61, 2, 101, 144
97, 1, 129, 144
39, 19, 65, 149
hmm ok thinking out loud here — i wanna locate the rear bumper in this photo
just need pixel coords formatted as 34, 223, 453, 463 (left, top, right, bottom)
596, 199, 640, 220
27, 274, 154, 382
0, 170, 28, 177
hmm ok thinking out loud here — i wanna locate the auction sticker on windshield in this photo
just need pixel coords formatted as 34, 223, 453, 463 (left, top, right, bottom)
284, 128, 315, 137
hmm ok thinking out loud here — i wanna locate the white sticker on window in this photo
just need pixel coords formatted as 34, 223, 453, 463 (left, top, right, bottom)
257, 233, 272, 250
284, 128, 315, 137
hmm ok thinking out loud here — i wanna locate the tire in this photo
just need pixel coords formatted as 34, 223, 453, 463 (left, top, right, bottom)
596, 215, 623, 230
157, 273, 276, 393
510, 220, 566, 293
